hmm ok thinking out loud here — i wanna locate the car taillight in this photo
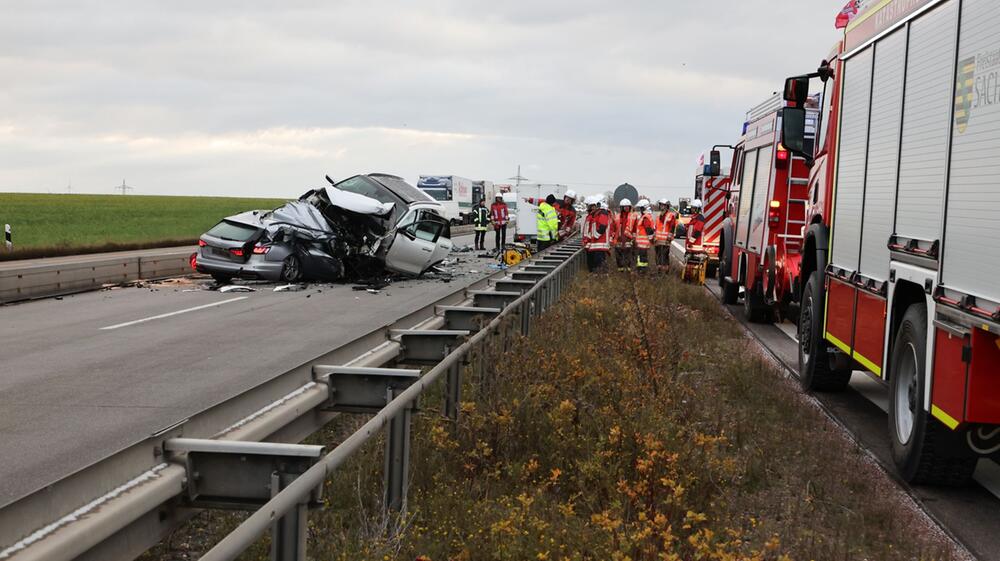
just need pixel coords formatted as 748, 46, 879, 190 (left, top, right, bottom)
198, 239, 207, 247
189, 253, 198, 270
769, 210, 781, 223
252, 245, 270, 254
230, 248, 244, 257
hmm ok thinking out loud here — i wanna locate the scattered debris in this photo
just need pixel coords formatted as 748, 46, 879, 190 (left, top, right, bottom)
219, 285, 255, 293
366, 288, 380, 294
452, 245, 473, 253
273, 284, 306, 292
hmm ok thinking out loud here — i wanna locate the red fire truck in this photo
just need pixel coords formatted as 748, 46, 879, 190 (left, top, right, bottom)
781, 0, 1000, 484
717, 94, 818, 323
693, 149, 732, 275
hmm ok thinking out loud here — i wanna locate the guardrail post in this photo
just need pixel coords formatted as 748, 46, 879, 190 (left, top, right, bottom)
270, 472, 308, 561
444, 347, 461, 421
384, 387, 411, 514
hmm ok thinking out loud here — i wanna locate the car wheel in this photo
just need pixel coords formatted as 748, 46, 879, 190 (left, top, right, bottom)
888, 304, 977, 485
211, 274, 232, 285
797, 270, 850, 392
281, 255, 302, 283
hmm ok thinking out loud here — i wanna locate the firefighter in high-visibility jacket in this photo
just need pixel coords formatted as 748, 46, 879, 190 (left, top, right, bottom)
582, 195, 610, 272
633, 199, 655, 272
654, 198, 676, 272
685, 199, 706, 252
535, 194, 560, 252
613, 199, 637, 271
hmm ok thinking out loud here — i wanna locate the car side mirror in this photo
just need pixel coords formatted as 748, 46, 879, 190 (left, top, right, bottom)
782, 107, 811, 163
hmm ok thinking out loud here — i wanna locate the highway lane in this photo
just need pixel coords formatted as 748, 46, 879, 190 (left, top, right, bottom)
704, 281, 1000, 561
0, 234, 495, 507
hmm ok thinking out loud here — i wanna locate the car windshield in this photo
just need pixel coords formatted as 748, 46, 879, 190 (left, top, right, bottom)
419, 187, 450, 201
206, 220, 259, 241
335, 176, 405, 208
373, 174, 435, 204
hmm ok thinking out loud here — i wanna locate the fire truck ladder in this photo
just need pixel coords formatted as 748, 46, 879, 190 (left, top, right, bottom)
779, 156, 810, 253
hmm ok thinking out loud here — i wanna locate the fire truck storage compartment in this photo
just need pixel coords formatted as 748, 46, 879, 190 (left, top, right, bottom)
893, 1, 957, 254
942, 0, 1000, 304
859, 29, 905, 282
933, 322, 1000, 427
825, 274, 855, 352
747, 145, 774, 253
853, 289, 887, 375
735, 148, 758, 250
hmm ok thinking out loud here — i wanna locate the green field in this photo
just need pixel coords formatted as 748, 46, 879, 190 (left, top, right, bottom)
0, 193, 288, 258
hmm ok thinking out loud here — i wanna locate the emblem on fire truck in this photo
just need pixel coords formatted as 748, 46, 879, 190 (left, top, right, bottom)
954, 56, 976, 135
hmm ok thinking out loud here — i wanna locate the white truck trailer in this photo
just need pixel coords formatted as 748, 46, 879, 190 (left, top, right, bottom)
416, 175, 475, 224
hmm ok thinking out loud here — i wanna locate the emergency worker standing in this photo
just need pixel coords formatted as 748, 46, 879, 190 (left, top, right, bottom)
490, 194, 509, 251
535, 194, 560, 252
633, 199, 655, 272
582, 195, 610, 272
472, 199, 490, 250
614, 199, 637, 271
686, 199, 706, 248
558, 190, 578, 239
654, 199, 676, 272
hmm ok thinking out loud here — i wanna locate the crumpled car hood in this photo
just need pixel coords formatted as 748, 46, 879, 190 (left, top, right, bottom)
264, 201, 338, 241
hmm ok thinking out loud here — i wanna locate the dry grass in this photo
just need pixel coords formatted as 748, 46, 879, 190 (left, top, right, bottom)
144, 271, 960, 561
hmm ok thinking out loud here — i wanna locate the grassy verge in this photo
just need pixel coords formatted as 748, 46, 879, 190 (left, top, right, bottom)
0, 193, 287, 260
144, 272, 959, 561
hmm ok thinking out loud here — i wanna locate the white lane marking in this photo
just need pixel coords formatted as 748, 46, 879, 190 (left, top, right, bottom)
99, 297, 249, 330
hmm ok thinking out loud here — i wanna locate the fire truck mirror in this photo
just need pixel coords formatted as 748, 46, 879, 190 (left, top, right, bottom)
708, 150, 721, 177
781, 107, 808, 159
783, 76, 809, 104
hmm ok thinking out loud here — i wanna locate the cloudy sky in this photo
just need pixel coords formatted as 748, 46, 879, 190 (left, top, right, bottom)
0, 1, 844, 203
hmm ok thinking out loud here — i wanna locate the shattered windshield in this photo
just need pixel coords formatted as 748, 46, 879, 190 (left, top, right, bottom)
335, 176, 404, 207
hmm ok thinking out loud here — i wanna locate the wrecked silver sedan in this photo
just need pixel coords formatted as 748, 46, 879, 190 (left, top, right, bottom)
194, 174, 453, 283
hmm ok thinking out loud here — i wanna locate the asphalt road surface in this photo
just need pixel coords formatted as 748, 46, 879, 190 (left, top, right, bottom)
704, 281, 1000, 561
0, 234, 497, 507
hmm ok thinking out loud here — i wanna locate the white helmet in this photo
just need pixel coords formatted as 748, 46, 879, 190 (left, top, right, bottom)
565, 189, 577, 200
657, 198, 669, 206
584, 195, 600, 206
691, 199, 703, 209
619, 198, 633, 207
635, 199, 650, 209
600, 200, 609, 210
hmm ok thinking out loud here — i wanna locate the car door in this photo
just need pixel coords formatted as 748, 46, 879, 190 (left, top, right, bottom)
383, 210, 446, 275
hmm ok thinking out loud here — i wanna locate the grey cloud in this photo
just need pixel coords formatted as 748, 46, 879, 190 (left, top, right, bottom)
1, 0, 843, 202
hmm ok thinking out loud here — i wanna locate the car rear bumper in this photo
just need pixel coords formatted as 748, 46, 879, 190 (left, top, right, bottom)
195, 250, 284, 281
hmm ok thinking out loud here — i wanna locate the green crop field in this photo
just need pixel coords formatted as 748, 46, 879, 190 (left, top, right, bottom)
0, 193, 288, 258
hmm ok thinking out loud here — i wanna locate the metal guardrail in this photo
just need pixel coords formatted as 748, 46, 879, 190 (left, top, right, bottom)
0, 239, 582, 561
202, 242, 583, 561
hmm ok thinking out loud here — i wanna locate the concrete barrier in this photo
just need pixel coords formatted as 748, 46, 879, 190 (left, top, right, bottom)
0, 246, 195, 304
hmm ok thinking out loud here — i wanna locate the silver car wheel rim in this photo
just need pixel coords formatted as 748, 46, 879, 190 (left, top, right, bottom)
894, 342, 918, 445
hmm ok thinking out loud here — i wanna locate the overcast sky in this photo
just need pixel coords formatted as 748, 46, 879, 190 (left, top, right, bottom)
0, 1, 844, 203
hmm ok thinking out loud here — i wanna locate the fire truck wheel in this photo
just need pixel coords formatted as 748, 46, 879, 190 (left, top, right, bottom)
743, 282, 772, 324
888, 304, 977, 485
797, 270, 850, 392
